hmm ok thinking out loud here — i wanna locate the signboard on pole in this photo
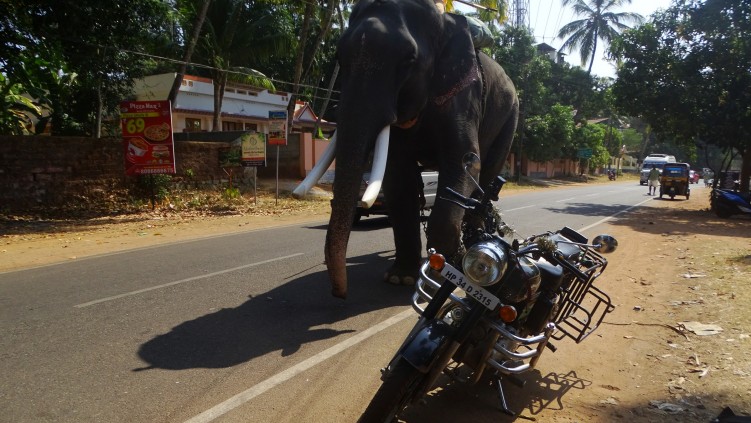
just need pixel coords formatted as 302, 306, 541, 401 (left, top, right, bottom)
120, 100, 175, 175
241, 132, 266, 167
218, 132, 266, 167
268, 110, 287, 145
577, 148, 593, 159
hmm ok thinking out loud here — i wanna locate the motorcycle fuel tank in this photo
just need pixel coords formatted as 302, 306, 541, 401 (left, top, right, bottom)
497, 256, 541, 303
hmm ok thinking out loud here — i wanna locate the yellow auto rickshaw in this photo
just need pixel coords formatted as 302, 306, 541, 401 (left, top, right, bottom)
659, 162, 691, 200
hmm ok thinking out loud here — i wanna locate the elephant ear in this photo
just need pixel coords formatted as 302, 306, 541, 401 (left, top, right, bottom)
431, 14, 479, 106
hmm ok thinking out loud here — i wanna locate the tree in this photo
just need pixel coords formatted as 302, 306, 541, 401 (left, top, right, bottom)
611, 0, 751, 191
557, 0, 643, 74
168, 0, 212, 105
0, 74, 41, 135
191, 0, 293, 130
572, 123, 609, 171
1, 0, 175, 136
524, 104, 576, 163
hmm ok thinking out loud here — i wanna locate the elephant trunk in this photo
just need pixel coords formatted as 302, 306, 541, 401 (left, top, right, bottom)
325, 124, 391, 299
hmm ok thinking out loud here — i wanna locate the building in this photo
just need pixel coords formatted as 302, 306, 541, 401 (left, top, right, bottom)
132, 73, 336, 179
132, 73, 336, 136
535, 43, 566, 64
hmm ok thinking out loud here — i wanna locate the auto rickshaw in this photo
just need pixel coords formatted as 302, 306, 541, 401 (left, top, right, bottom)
659, 162, 691, 200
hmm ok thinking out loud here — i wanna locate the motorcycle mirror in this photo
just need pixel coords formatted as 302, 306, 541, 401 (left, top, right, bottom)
592, 235, 618, 254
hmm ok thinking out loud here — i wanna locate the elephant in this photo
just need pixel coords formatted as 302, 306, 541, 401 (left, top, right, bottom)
294, 0, 519, 299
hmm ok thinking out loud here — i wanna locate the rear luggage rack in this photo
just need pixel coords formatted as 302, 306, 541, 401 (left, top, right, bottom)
551, 246, 614, 343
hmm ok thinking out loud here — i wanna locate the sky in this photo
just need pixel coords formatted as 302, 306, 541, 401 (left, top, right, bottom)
527, 0, 675, 78
456, 0, 675, 78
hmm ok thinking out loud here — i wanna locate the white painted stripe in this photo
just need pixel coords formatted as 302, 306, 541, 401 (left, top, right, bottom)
74, 253, 304, 308
183, 308, 415, 423
580, 198, 653, 233
555, 197, 577, 203
504, 205, 537, 212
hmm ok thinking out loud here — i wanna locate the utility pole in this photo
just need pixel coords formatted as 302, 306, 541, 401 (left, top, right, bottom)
509, 0, 530, 31
510, 0, 530, 181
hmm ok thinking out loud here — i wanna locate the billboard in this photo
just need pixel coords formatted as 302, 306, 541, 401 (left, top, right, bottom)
120, 100, 175, 175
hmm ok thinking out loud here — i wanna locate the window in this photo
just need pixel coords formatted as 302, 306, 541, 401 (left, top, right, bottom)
222, 121, 243, 131
185, 118, 202, 132
244, 123, 258, 131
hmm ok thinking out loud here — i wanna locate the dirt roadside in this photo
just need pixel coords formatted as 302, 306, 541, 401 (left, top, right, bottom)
1, 181, 749, 421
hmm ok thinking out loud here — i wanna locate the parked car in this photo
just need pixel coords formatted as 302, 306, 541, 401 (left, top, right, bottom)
354, 171, 439, 223
689, 170, 700, 184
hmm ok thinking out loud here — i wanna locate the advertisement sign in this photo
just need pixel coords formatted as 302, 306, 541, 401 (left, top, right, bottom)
268, 110, 287, 145
241, 132, 266, 167
120, 100, 175, 175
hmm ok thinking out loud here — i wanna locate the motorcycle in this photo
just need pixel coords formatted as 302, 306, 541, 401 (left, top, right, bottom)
359, 153, 618, 422
607, 169, 616, 181
711, 188, 751, 218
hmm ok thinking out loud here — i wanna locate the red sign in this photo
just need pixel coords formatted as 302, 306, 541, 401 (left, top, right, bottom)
120, 100, 175, 175
268, 110, 287, 145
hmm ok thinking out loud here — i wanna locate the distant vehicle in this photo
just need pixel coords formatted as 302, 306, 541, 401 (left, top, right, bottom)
639, 154, 677, 185
354, 171, 439, 223
689, 170, 700, 184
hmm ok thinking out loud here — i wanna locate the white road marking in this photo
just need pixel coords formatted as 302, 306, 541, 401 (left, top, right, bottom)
181, 193, 651, 422
504, 205, 537, 212
183, 308, 415, 423
555, 197, 577, 203
580, 198, 653, 233
74, 253, 304, 308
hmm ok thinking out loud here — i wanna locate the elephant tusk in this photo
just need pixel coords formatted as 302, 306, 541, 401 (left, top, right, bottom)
359, 126, 390, 209
292, 132, 337, 198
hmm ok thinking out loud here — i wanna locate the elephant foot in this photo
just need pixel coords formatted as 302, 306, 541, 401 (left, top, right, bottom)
384, 266, 418, 286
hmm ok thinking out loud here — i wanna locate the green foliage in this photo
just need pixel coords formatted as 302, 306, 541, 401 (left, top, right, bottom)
0, 74, 41, 135
133, 174, 173, 203
611, 0, 751, 156
572, 123, 609, 170
524, 104, 576, 162
2, 0, 175, 136
223, 187, 241, 200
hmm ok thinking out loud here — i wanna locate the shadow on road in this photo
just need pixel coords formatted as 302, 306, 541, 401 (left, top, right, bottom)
134, 249, 414, 371
543, 201, 749, 240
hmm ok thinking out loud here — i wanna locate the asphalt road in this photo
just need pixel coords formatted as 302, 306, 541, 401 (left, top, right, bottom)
0, 180, 707, 422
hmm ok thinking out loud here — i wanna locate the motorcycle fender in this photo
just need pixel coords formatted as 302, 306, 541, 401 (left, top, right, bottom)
398, 320, 452, 373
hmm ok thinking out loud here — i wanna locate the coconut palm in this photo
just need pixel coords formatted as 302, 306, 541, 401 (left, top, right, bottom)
557, 0, 643, 74
192, 0, 293, 130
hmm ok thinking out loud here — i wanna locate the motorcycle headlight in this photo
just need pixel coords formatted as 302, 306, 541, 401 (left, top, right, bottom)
462, 241, 508, 286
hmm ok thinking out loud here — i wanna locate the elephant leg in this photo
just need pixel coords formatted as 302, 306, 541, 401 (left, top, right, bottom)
382, 158, 423, 285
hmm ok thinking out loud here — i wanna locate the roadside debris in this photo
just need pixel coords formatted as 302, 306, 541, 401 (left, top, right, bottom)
678, 321, 723, 336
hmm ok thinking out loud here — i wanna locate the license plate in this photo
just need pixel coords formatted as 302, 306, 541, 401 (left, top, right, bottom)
440, 263, 501, 310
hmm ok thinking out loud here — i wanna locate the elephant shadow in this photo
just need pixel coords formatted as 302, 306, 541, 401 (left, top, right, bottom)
135, 250, 414, 371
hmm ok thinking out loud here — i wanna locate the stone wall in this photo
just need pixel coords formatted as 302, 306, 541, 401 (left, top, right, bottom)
0, 135, 303, 213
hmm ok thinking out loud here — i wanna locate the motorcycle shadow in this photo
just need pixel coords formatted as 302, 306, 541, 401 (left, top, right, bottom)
397, 368, 592, 422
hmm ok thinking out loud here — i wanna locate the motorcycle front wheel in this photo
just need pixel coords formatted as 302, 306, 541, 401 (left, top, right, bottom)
358, 358, 424, 423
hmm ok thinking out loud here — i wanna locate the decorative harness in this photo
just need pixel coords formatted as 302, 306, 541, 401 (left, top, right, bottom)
395, 51, 487, 129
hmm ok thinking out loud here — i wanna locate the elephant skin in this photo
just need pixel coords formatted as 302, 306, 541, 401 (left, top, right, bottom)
325, 0, 519, 299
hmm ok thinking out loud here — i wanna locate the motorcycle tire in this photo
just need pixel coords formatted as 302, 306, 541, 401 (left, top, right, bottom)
358, 358, 424, 423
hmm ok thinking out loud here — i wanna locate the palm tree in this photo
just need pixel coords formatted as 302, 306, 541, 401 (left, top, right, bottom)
557, 0, 643, 74
193, 0, 293, 130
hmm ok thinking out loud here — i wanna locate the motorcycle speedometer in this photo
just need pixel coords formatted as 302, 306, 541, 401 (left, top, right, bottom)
462, 241, 508, 286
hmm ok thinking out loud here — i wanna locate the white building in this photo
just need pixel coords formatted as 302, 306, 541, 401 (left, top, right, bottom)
132, 73, 335, 135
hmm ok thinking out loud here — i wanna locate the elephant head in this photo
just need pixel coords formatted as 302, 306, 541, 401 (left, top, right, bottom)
295, 0, 518, 299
